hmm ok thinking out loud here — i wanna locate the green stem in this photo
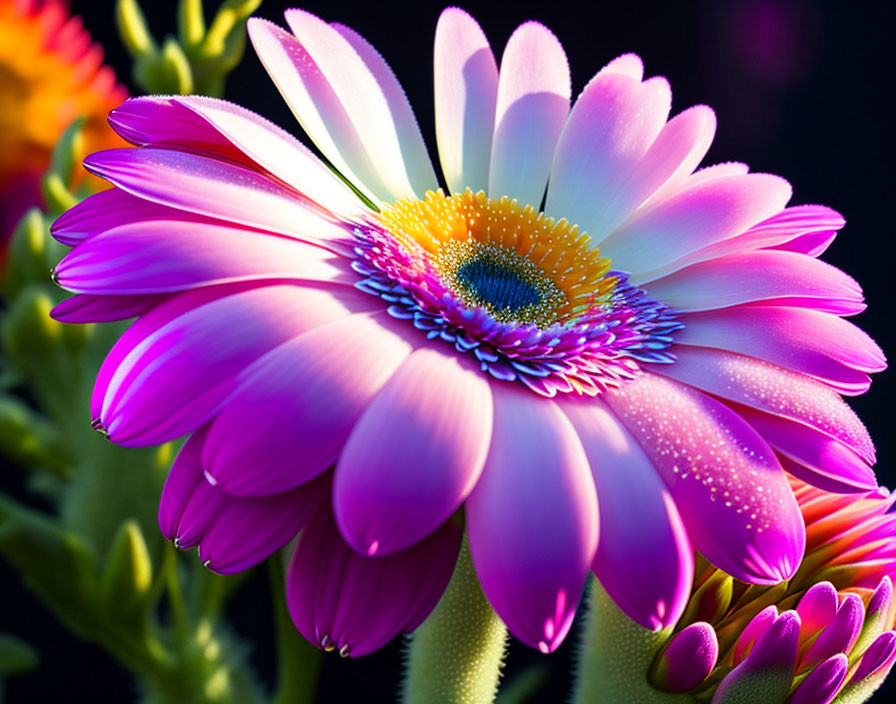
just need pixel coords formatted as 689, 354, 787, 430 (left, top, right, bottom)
268, 553, 322, 704
572, 578, 690, 704
402, 534, 508, 704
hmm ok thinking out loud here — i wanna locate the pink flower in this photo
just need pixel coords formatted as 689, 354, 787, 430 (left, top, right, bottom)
650, 479, 896, 703
51, 8, 883, 655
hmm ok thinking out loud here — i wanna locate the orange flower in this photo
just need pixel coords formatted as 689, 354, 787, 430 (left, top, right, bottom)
0, 0, 126, 238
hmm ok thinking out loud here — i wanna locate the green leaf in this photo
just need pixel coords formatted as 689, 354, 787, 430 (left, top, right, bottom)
0, 495, 100, 639
0, 633, 38, 676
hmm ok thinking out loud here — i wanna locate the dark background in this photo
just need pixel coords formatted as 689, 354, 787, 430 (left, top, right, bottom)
3, 0, 895, 701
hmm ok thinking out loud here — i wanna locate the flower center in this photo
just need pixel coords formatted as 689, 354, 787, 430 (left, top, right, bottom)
377, 189, 615, 328
350, 189, 682, 397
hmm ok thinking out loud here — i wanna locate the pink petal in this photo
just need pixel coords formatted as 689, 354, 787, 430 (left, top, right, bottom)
546, 71, 671, 241
674, 306, 885, 392
734, 605, 779, 664
467, 384, 598, 652
108, 97, 252, 161
626, 106, 718, 214
597, 53, 644, 81
800, 593, 864, 670
433, 7, 498, 194
488, 21, 570, 206
55, 218, 352, 295
637, 204, 845, 282
642, 250, 864, 315
159, 426, 329, 573
331, 21, 438, 198
115, 95, 368, 218
109, 97, 363, 218
286, 501, 461, 657
738, 407, 876, 493
796, 581, 839, 638
282, 9, 438, 200
247, 18, 380, 204
83, 148, 349, 245
559, 397, 693, 631
95, 284, 374, 446
604, 374, 805, 584
590, 105, 717, 243
601, 172, 792, 276
204, 313, 413, 496
651, 347, 875, 463
334, 348, 493, 556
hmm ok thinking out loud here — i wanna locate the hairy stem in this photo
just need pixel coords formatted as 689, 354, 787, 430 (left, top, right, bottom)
402, 535, 508, 704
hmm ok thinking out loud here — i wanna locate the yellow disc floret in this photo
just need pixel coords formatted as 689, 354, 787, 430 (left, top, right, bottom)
377, 189, 615, 327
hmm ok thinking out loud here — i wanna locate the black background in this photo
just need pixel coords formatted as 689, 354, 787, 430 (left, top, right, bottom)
3, 0, 895, 701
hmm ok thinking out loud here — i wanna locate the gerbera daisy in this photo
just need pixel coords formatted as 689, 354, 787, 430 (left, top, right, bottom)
50, 7, 884, 656
0, 0, 125, 239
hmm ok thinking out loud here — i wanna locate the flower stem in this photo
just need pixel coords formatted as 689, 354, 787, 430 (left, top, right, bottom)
572, 578, 689, 704
268, 553, 322, 704
402, 534, 508, 704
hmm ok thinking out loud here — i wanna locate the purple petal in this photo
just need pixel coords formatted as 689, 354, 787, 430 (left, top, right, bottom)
738, 407, 876, 494
334, 348, 492, 556
109, 96, 366, 218
286, 502, 461, 657
466, 384, 598, 653
83, 148, 349, 244
640, 204, 844, 279
789, 653, 848, 704
652, 347, 875, 464
800, 592, 864, 671
560, 396, 693, 631
605, 374, 805, 585
852, 631, 896, 682
651, 622, 718, 693
712, 611, 799, 704
50, 188, 193, 246
159, 426, 330, 572
674, 306, 885, 393
52, 293, 164, 323
159, 427, 208, 542
55, 218, 352, 295
641, 250, 864, 315
203, 312, 412, 496
94, 284, 373, 445
734, 605, 778, 665
601, 172, 792, 277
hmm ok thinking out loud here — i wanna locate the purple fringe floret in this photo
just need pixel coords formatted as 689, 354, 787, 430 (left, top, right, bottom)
349, 225, 683, 397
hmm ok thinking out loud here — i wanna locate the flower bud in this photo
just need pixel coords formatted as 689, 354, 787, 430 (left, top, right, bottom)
101, 519, 153, 626
576, 478, 896, 704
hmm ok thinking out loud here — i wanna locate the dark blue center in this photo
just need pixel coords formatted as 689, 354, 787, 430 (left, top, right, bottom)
456, 258, 541, 312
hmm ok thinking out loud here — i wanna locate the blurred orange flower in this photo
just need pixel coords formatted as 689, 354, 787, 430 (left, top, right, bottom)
1, 0, 126, 238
